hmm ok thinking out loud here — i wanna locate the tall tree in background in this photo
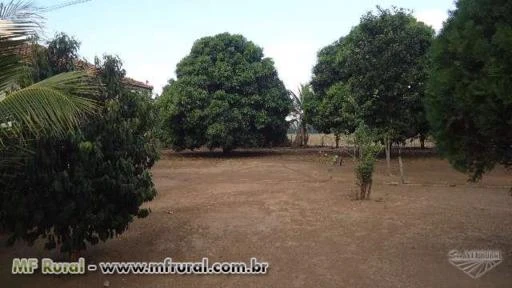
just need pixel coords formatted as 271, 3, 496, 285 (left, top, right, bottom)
308, 38, 353, 146
311, 38, 345, 98
342, 7, 434, 175
47, 32, 80, 75
158, 33, 291, 152
426, 0, 512, 181
24, 32, 81, 83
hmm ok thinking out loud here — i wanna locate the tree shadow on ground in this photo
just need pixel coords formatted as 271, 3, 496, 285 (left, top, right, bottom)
160, 146, 440, 160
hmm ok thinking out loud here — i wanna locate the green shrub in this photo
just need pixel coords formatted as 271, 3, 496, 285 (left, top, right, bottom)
0, 55, 159, 256
354, 124, 382, 200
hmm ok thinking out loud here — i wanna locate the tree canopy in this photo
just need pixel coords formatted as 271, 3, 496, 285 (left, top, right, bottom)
47, 32, 80, 75
426, 0, 512, 180
309, 7, 434, 143
343, 7, 434, 140
307, 38, 351, 136
158, 33, 291, 152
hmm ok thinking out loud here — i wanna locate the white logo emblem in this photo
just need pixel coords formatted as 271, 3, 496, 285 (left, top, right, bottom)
448, 249, 502, 279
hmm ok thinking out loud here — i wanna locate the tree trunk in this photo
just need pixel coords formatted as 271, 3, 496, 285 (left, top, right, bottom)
335, 134, 340, 148
366, 179, 372, 200
301, 125, 308, 147
292, 130, 302, 147
357, 180, 373, 200
398, 144, 405, 184
360, 183, 366, 200
300, 126, 305, 146
385, 137, 391, 176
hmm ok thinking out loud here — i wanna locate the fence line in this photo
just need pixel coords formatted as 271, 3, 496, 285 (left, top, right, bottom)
288, 133, 436, 149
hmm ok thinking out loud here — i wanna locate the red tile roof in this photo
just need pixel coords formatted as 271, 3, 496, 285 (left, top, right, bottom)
75, 59, 153, 91
122, 77, 153, 90
18, 45, 153, 91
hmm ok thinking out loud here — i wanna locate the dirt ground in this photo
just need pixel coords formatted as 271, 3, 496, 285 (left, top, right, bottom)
1, 149, 512, 287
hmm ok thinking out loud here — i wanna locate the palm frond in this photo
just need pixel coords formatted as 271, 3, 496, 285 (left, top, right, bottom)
0, 71, 100, 146
289, 90, 301, 106
32, 70, 100, 96
0, 1, 41, 90
0, 2, 101, 149
0, 1, 41, 55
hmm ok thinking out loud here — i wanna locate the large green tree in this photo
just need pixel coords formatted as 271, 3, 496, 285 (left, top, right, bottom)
307, 38, 353, 142
426, 0, 512, 180
344, 7, 433, 153
158, 33, 291, 152
311, 7, 433, 173
310, 8, 433, 157
0, 55, 159, 256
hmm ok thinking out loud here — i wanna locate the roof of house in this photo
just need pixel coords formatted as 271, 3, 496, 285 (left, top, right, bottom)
74, 59, 153, 91
17, 44, 153, 91
122, 77, 153, 90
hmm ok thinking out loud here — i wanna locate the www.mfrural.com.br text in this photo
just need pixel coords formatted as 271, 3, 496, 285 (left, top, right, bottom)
12, 257, 269, 275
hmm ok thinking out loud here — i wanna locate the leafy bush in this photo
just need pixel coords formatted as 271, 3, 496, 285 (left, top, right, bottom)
0, 55, 159, 255
354, 124, 382, 200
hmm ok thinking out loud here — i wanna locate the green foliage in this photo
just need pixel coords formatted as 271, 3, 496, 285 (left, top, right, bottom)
0, 8, 99, 150
427, 0, 512, 180
310, 38, 345, 97
320, 83, 355, 135
290, 84, 312, 126
25, 38, 51, 84
310, 7, 434, 141
355, 127, 381, 182
20, 33, 80, 85
307, 38, 351, 135
289, 84, 313, 146
47, 32, 80, 75
0, 55, 159, 254
354, 124, 382, 200
344, 7, 434, 140
158, 33, 291, 151
0, 71, 100, 147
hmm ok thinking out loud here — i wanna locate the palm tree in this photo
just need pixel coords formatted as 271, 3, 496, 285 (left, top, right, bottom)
289, 84, 312, 147
0, 1, 99, 149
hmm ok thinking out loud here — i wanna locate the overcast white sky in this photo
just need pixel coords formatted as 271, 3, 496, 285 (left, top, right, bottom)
38, 0, 455, 95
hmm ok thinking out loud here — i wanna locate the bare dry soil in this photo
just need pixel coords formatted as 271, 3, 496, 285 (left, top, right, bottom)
1, 149, 511, 287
